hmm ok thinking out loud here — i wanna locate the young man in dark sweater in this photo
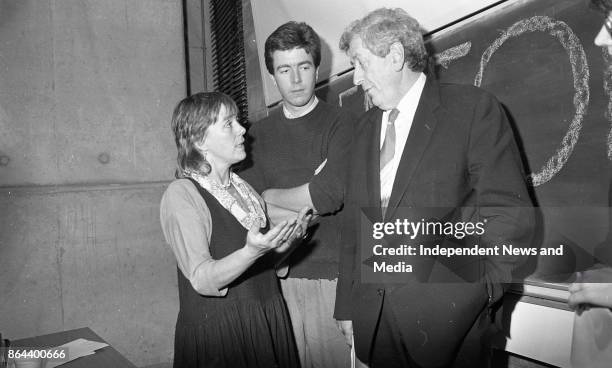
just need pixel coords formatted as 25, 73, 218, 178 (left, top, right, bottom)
240, 21, 354, 368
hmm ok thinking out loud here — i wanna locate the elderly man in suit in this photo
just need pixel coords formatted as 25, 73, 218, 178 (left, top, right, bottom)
264, 7, 534, 367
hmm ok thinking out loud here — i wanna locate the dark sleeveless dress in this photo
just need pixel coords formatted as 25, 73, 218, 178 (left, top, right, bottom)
173, 179, 299, 368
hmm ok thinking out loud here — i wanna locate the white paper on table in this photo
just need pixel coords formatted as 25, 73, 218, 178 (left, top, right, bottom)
45, 338, 108, 368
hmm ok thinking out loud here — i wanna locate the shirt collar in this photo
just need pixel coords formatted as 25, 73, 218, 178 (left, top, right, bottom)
283, 95, 319, 119
391, 72, 427, 116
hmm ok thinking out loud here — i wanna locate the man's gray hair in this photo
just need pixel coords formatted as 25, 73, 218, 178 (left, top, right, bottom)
339, 8, 428, 72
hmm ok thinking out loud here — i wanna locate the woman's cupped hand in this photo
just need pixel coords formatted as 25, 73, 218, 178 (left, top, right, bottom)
245, 207, 312, 256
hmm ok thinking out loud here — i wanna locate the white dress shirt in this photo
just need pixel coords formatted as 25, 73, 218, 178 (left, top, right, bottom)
380, 72, 427, 212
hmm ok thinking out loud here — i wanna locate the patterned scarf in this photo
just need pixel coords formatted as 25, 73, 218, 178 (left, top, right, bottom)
185, 169, 267, 231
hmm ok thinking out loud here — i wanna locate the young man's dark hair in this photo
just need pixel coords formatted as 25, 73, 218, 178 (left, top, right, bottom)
264, 21, 321, 74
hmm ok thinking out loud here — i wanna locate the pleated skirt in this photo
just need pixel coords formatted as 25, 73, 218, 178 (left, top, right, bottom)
173, 293, 300, 368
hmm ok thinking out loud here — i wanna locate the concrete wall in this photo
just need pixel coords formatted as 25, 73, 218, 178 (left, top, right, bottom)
0, 0, 186, 366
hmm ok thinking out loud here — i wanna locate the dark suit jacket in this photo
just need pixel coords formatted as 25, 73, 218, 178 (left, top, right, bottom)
311, 77, 534, 367
594, 168, 612, 266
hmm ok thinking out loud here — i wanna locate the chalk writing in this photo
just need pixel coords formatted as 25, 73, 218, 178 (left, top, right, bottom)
474, 16, 590, 186
435, 42, 472, 69
603, 49, 612, 160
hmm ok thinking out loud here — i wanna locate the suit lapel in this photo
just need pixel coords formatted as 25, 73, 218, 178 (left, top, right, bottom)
385, 78, 441, 220
365, 108, 384, 214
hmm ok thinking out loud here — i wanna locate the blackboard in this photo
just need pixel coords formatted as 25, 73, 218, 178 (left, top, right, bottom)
316, 0, 611, 288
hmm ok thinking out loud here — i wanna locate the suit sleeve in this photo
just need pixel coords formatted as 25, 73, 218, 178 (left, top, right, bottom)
468, 91, 535, 305
333, 204, 356, 320
594, 171, 612, 266
309, 109, 355, 214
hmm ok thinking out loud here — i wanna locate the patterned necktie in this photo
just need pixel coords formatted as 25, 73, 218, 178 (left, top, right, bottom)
380, 108, 399, 218
380, 108, 399, 170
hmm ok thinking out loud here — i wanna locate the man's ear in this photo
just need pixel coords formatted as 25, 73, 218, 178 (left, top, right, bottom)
389, 42, 405, 71
315, 67, 319, 82
270, 74, 277, 86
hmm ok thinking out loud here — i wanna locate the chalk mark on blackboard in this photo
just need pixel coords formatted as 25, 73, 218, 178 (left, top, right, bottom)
603, 49, 612, 161
474, 16, 590, 187
435, 42, 472, 69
